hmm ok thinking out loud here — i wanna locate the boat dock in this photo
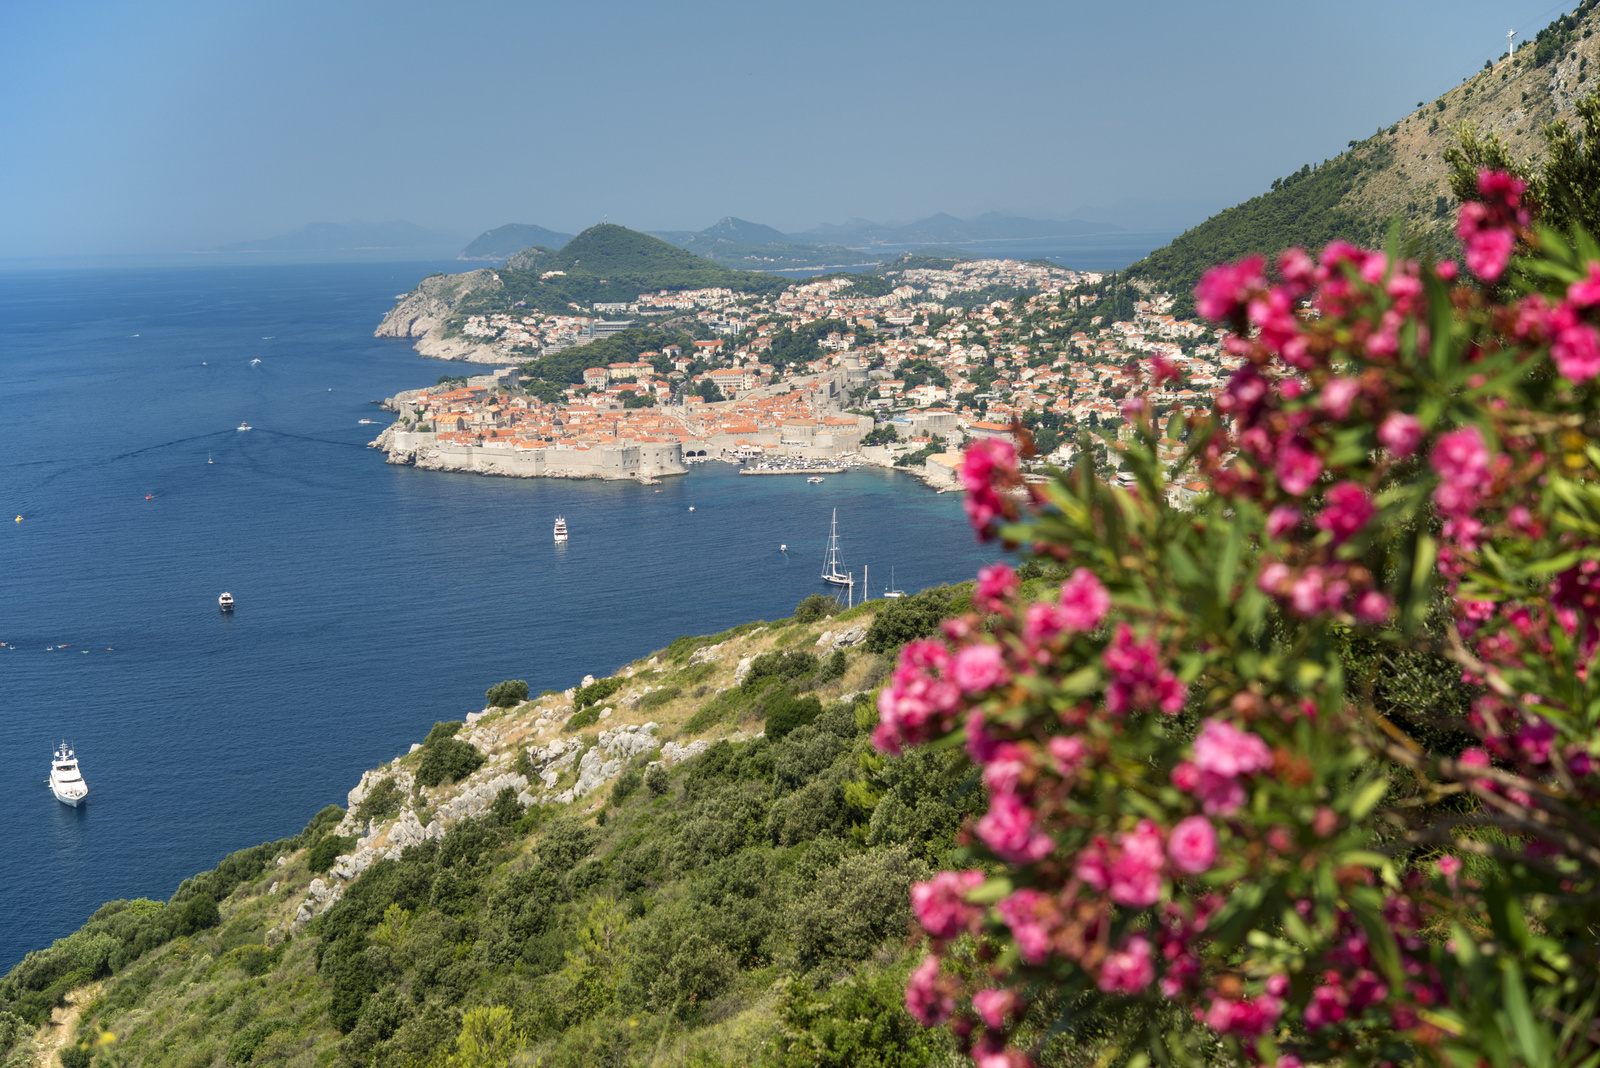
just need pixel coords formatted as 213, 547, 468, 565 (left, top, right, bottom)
738, 466, 845, 476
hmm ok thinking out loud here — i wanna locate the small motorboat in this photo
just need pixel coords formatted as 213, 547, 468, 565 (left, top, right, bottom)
236, 422, 251, 431
219, 591, 235, 612
145, 494, 154, 500
48, 743, 88, 807
358, 418, 374, 425
807, 476, 824, 483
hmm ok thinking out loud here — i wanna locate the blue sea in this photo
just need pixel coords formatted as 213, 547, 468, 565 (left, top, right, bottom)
0, 263, 1000, 970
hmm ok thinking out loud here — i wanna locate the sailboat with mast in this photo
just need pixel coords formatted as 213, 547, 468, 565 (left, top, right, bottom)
820, 508, 853, 588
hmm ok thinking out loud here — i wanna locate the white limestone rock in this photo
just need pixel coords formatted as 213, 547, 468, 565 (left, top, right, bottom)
661, 739, 710, 764
734, 656, 754, 684
687, 642, 724, 666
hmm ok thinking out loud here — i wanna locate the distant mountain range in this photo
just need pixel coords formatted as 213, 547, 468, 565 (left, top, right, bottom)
206, 221, 462, 254
456, 212, 1132, 272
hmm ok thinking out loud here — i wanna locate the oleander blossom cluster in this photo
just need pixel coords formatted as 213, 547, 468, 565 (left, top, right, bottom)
880, 171, 1600, 1067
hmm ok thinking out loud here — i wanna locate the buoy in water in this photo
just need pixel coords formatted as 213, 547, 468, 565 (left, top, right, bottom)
14, 516, 20, 523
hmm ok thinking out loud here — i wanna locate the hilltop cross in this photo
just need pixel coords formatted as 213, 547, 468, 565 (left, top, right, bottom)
1507, 28, 1517, 57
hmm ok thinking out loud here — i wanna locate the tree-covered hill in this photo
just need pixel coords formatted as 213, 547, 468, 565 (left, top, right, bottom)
448, 224, 791, 322
459, 224, 574, 261
0, 582, 1046, 1068
1128, 0, 1600, 314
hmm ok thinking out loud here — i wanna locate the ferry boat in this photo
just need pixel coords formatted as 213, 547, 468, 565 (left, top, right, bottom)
48, 743, 88, 807
219, 591, 235, 612
820, 509, 853, 588
553, 516, 569, 542
358, 418, 374, 425
236, 422, 252, 431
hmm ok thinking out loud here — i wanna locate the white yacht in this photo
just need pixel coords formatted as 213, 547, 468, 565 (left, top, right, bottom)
219, 591, 235, 612
48, 743, 87, 807
553, 516, 569, 542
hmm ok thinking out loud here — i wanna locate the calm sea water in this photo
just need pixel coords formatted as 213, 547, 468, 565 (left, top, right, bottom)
0, 263, 999, 969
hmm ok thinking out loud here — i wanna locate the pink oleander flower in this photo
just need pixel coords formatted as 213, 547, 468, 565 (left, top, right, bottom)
1102, 624, 1186, 716
1167, 815, 1218, 874
1023, 600, 1069, 645
1150, 353, 1180, 385
1315, 481, 1375, 545
1303, 984, 1348, 1029
1570, 261, 1600, 307
910, 869, 986, 940
1550, 302, 1600, 382
983, 742, 1030, 795
1279, 246, 1316, 295
1436, 854, 1462, 888
972, 988, 1021, 1030
1319, 377, 1362, 420
1516, 716, 1556, 764
1047, 734, 1089, 778
1276, 436, 1323, 496
1195, 256, 1265, 322
1267, 506, 1302, 538
976, 791, 1055, 864
961, 439, 1019, 540
1075, 836, 1112, 892
1431, 426, 1490, 518
905, 954, 956, 1026
1193, 771, 1247, 816
1377, 411, 1424, 457
1192, 717, 1274, 779
996, 888, 1056, 963
952, 642, 1008, 694
1098, 935, 1155, 994
1353, 589, 1392, 625
1457, 171, 1528, 281
976, 562, 1019, 613
874, 639, 960, 754
1108, 819, 1166, 907
1058, 568, 1111, 631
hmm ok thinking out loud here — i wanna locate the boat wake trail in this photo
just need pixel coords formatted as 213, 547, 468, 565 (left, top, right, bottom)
107, 430, 236, 463
256, 430, 365, 449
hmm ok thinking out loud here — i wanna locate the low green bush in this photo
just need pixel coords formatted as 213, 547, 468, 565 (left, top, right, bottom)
645, 764, 669, 796
793, 593, 837, 624
564, 706, 601, 732
308, 835, 355, 874
765, 693, 823, 742
611, 767, 643, 805
743, 650, 819, 691
485, 679, 528, 708
815, 650, 847, 685
354, 777, 403, 824
640, 686, 680, 710
573, 676, 623, 710
862, 586, 955, 653
416, 738, 485, 787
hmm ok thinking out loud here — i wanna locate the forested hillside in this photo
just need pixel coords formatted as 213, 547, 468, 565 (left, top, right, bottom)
0, 583, 1033, 1068
1129, 0, 1600, 312
455, 225, 788, 320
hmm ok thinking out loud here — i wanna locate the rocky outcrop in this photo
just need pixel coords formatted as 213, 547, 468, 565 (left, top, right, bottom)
815, 624, 868, 654
374, 269, 504, 363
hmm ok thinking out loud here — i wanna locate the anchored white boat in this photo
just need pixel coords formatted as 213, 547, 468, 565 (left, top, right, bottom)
48, 743, 87, 807
236, 422, 251, 431
219, 591, 235, 612
820, 508, 853, 588
553, 516, 569, 542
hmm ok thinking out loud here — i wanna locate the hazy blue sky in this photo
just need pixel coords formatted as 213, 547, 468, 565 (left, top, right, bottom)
0, 0, 1582, 255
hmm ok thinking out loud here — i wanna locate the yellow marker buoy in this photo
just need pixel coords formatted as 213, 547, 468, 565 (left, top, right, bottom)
13, 516, 20, 523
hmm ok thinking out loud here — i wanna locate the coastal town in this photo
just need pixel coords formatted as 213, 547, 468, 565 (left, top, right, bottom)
373, 256, 1232, 492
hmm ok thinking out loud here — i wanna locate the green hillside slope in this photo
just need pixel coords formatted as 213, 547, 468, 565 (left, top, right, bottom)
451, 225, 789, 321
1129, 0, 1600, 313
0, 583, 1044, 1068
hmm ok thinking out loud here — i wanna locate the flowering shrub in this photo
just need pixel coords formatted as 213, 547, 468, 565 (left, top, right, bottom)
884, 172, 1600, 1067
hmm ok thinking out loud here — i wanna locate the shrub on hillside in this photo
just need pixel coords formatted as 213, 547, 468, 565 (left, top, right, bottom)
308, 834, 355, 874
573, 676, 623, 710
765, 693, 823, 743
794, 592, 837, 624
354, 777, 403, 824
644, 764, 669, 796
484, 679, 528, 708
743, 649, 819, 691
414, 722, 486, 787
862, 587, 952, 653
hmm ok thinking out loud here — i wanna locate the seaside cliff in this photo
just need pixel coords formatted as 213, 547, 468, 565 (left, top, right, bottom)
374, 270, 505, 364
